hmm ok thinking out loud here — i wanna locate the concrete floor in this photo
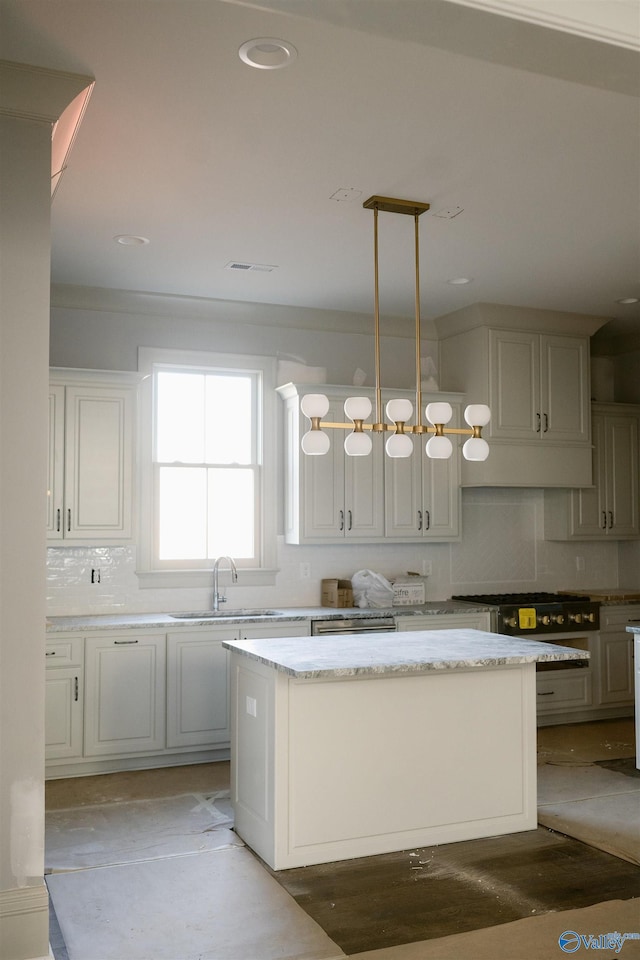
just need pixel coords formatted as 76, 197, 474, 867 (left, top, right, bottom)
46, 718, 639, 960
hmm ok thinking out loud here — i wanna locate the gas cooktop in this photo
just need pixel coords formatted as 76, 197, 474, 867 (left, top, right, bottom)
451, 592, 600, 635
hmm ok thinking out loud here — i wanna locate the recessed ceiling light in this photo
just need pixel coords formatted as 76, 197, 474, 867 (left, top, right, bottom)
615, 297, 639, 304
239, 38, 297, 70
114, 235, 149, 246
447, 277, 473, 285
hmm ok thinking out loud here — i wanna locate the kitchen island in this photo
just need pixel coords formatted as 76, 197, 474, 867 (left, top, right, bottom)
224, 628, 588, 870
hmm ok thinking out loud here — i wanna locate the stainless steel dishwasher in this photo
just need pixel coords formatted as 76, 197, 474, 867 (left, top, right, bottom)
311, 616, 397, 635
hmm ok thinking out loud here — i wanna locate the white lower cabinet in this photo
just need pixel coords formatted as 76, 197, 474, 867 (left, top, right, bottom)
84, 632, 166, 757
166, 629, 235, 749
47, 620, 312, 775
45, 637, 83, 761
536, 671, 592, 714
594, 606, 638, 707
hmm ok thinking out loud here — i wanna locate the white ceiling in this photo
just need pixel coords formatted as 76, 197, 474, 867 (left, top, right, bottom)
1, 0, 639, 348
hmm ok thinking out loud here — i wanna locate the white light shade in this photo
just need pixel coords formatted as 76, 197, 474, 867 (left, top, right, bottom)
425, 401, 453, 425
463, 437, 490, 461
385, 433, 414, 458
344, 431, 373, 456
301, 430, 330, 455
344, 396, 372, 422
426, 435, 453, 459
464, 404, 491, 427
386, 398, 413, 423
300, 393, 330, 419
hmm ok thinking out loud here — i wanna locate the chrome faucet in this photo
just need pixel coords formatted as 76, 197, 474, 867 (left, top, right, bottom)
212, 556, 238, 611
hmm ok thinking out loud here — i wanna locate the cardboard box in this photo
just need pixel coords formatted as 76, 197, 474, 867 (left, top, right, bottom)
392, 578, 426, 606
321, 578, 354, 608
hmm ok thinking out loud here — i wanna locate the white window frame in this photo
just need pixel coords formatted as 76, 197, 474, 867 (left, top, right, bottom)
137, 347, 278, 587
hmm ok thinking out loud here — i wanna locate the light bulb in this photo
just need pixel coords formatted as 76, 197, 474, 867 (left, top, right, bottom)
463, 437, 490, 461
344, 432, 372, 456
426, 435, 453, 459
385, 433, 413, 458
464, 404, 491, 427
344, 396, 372, 422
300, 393, 330, 419
385, 398, 413, 424
425, 402, 453, 425
301, 430, 330, 455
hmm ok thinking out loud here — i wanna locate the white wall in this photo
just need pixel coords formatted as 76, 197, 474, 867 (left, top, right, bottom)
46, 288, 634, 617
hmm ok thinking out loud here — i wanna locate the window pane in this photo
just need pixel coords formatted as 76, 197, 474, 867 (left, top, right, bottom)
158, 467, 207, 559
205, 375, 252, 464
207, 468, 254, 558
156, 372, 205, 463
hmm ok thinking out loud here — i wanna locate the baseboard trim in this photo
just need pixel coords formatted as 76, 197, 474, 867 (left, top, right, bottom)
0, 882, 49, 960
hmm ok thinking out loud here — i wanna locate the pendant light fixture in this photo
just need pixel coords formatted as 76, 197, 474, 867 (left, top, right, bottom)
301, 195, 491, 460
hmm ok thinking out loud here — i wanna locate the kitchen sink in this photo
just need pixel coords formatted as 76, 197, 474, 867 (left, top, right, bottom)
170, 609, 279, 619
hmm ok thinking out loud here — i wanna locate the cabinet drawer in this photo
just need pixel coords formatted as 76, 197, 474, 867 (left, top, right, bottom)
396, 613, 491, 632
601, 606, 640, 631
536, 671, 592, 712
45, 636, 83, 667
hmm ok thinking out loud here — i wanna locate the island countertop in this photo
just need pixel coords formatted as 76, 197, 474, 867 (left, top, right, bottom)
223, 628, 589, 678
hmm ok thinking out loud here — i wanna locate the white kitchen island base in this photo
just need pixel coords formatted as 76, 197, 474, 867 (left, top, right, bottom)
228, 648, 543, 869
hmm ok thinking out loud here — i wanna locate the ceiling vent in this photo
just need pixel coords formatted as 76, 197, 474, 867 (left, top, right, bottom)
225, 261, 277, 273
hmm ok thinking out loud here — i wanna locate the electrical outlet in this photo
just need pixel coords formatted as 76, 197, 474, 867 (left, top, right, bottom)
422, 559, 432, 576
299, 562, 311, 580
576, 556, 585, 572
91, 568, 101, 584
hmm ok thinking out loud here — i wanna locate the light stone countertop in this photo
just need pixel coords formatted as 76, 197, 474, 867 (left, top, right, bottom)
223, 628, 590, 678
45, 601, 489, 632
626, 626, 640, 633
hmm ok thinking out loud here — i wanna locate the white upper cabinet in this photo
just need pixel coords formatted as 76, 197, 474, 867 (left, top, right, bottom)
436, 305, 601, 487
48, 371, 137, 543
489, 331, 590, 443
384, 394, 461, 541
544, 403, 640, 540
278, 384, 384, 544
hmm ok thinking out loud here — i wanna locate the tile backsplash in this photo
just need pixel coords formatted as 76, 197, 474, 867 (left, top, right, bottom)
46, 489, 621, 615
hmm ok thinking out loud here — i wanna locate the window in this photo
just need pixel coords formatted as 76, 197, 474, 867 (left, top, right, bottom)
138, 348, 277, 586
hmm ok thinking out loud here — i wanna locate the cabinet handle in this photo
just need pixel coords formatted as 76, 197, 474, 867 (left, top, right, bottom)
543, 413, 549, 433
608, 511, 613, 529
56, 509, 61, 532
348, 510, 352, 531
601, 511, 608, 530
113, 639, 139, 645
74, 677, 79, 702
339, 509, 344, 531
417, 510, 422, 531
536, 412, 541, 433
425, 510, 430, 531
538, 690, 554, 696
67, 509, 71, 532
45, 651, 56, 657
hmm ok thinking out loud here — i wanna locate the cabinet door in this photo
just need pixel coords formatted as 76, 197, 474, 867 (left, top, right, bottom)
541, 336, 590, 443
302, 398, 345, 540
607, 414, 639, 536
568, 413, 606, 537
63, 385, 134, 539
422, 442, 460, 540
385, 452, 421, 538
597, 633, 634, 705
47, 386, 65, 539
344, 426, 384, 539
84, 633, 165, 756
45, 669, 83, 760
167, 630, 234, 748
489, 330, 539, 439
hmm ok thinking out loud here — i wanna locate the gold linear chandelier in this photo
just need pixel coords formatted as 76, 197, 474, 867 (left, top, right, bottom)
300, 195, 491, 461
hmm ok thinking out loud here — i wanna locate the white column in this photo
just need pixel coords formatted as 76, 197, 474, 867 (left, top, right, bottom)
0, 61, 93, 960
